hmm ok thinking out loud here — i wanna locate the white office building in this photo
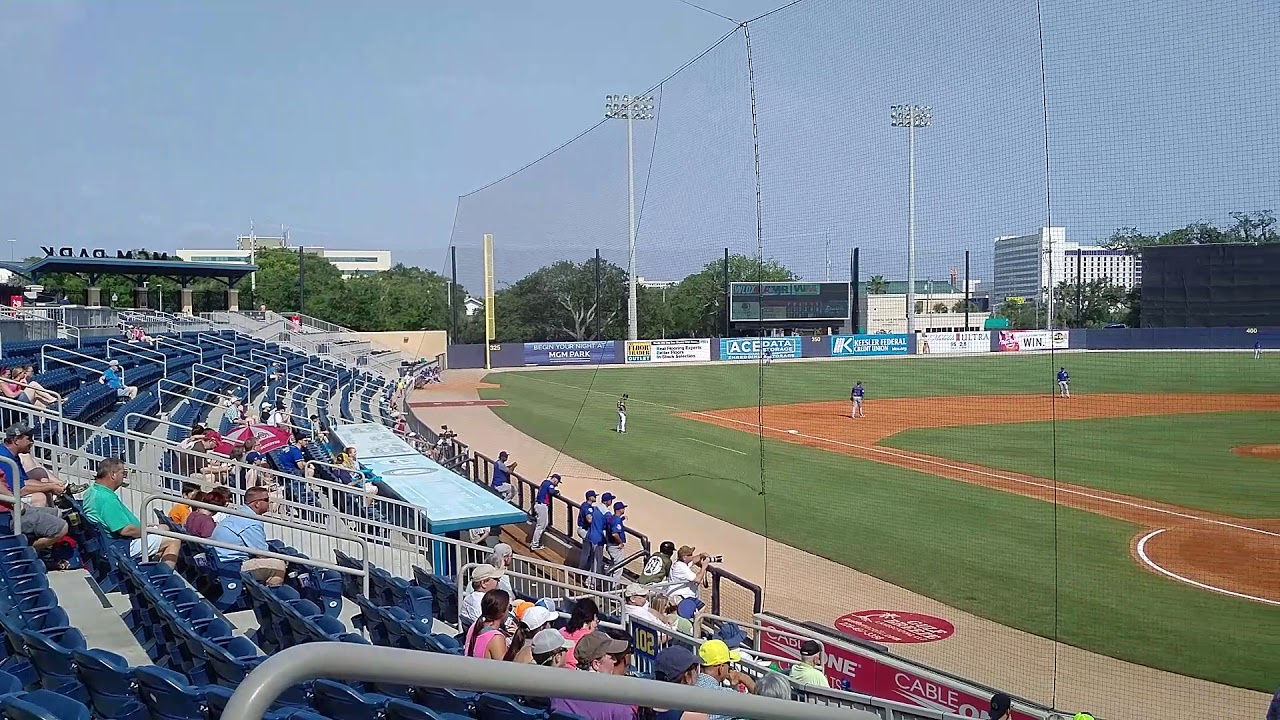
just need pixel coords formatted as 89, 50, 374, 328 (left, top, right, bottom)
177, 234, 391, 278
1062, 246, 1141, 290
992, 227, 1066, 305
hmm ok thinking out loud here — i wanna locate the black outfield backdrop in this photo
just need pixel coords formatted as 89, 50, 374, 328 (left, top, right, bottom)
1140, 243, 1280, 327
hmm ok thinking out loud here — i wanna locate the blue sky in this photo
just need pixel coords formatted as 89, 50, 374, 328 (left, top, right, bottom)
3, 0, 1277, 292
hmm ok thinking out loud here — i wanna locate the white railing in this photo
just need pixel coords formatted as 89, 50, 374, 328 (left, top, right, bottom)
156, 335, 204, 364
106, 338, 169, 377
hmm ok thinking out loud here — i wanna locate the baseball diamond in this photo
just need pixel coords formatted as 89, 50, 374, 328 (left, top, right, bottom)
452, 350, 1279, 720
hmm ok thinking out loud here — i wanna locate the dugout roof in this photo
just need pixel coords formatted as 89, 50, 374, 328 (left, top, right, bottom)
0, 257, 257, 286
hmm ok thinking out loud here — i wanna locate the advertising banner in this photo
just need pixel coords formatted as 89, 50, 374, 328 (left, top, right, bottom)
759, 617, 1039, 720
523, 340, 617, 365
831, 334, 909, 357
625, 338, 711, 364
917, 331, 991, 355
998, 330, 1070, 352
718, 336, 803, 361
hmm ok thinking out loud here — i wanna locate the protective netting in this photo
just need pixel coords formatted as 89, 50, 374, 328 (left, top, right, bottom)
450, 1, 1280, 718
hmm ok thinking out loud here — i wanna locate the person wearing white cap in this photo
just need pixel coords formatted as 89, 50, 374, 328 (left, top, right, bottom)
504, 605, 558, 663
622, 582, 672, 629
529, 627, 574, 667
100, 359, 137, 400
459, 563, 505, 630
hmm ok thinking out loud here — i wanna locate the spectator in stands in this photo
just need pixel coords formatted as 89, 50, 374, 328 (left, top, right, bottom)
623, 583, 671, 629
179, 425, 205, 450
651, 645, 712, 720
463, 588, 510, 660
551, 632, 634, 720
100, 360, 138, 400
560, 597, 601, 669
459, 564, 505, 630
989, 693, 1012, 720
83, 458, 180, 566
504, 605, 557, 663
14, 366, 59, 408
168, 482, 203, 524
278, 434, 315, 479
211, 485, 286, 586
242, 436, 268, 486
638, 540, 676, 586
712, 623, 754, 665
184, 486, 230, 539
648, 594, 676, 629
667, 546, 713, 604
788, 640, 830, 688
224, 397, 245, 426
0, 443, 68, 553
486, 543, 516, 597
268, 402, 289, 428
577, 490, 597, 542
606, 501, 628, 579
0, 423, 82, 507
753, 672, 792, 700
529, 473, 561, 550
335, 446, 377, 496
530, 628, 574, 668
674, 598, 703, 636
492, 451, 516, 502
0, 368, 24, 404
696, 639, 756, 695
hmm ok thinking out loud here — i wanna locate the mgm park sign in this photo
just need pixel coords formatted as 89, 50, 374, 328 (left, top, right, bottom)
41, 247, 173, 261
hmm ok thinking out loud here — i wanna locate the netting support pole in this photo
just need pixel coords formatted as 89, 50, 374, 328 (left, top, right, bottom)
298, 241, 305, 316
1075, 246, 1083, 327
722, 248, 730, 337
964, 250, 970, 330
450, 246, 459, 342
850, 248, 859, 333
626, 113, 638, 341
594, 248, 602, 341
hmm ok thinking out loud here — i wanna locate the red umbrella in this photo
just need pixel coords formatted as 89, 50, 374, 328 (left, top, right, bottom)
214, 424, 294, 455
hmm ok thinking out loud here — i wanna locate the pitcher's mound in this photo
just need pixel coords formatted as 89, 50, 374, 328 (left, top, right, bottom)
1232, 444, 1280, 460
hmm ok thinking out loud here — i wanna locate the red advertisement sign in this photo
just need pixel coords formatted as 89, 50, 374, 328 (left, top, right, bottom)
8, 296, 23, 308
759, 618, 1039, 719
834, 610, 955, 644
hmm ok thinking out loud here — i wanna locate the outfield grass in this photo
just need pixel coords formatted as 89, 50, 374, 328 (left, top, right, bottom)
883, 412, 1280, 517
479, 352, 1279, 690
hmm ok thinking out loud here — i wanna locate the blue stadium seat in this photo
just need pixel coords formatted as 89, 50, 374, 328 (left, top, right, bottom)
69, 647, 149, 720
133, 665, 212, 720
0, 689, 92, 720
387, 698, 474, 720
475, 692, 547, 720
310, 679, 395, 720
413, 687, 477, 717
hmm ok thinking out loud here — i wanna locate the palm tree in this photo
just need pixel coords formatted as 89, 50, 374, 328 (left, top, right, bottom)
866, 275, 889, 294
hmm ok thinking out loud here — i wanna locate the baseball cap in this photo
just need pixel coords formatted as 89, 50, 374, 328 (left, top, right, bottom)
585, 490, 598, 499
601, 492, 615, 503
531, 628, 574, 655
513, 601, 535, 620
108, 359, 120, 367
990, 693, 1012, 719
574, 631, 630, 665
659, 541, 676, 555
470, 564, 504, 583
654, 646, 699, 682
624, 583, 649, 598
678, 545, 696, 557
3, 423, 33, 441
520, 605, 557, 630
1072, 714, 1095, 720
613, 501, 626, 511
549, 473, 562, 481
676, 597, 704, 620
799, 640, 821, 656
697, 639, 732, 666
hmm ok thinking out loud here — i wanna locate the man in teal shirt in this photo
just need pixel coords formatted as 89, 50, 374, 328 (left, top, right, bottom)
82, 458, 179, 566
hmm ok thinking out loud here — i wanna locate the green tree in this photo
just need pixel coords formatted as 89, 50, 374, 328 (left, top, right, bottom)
1052, 279, 1129, 328
255, 247, 345, 319
931, 302, 949, 314
663, 255, 797, 338
866, 275, 889, 294
492, 258, 628, 342
996, 296, 1043, 330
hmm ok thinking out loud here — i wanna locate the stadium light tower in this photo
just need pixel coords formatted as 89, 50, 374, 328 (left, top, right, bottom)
891, 104, 931, 335
605, 93, 655, 341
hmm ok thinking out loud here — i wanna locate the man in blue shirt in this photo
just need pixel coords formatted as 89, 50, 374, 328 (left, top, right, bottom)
211, 485, 286, 587
530, 473, 561, 550
577, 492, 609, 581
101, 360, 138, 400
277, 436, 314, 479
0, 424, 69, 550
492, 451, 516, 502
1057, 367, 1071, 398
576, 490, 596, 542
605, 501, 628, 579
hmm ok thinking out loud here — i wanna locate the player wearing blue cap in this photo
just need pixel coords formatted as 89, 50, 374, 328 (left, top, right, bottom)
530, 474, 561, 550
605, 501, 628, 579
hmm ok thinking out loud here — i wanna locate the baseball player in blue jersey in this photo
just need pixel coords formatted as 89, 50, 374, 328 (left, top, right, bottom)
763, 347, 773, 366
851, 381, 865, 418
1256, 339, 1263, 360
530, 473, 561, 550
1057, 367, 1071, 398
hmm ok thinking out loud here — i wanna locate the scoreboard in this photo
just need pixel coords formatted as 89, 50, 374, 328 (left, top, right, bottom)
729, 282, 851, 323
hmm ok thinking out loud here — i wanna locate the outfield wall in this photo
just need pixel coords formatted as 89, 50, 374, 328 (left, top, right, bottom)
443, 327, 1280, 368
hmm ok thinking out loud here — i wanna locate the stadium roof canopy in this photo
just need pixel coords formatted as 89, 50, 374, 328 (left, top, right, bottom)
0, 256, 257, 287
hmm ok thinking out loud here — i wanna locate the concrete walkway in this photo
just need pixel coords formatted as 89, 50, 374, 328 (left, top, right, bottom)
410, 368, 1271, 720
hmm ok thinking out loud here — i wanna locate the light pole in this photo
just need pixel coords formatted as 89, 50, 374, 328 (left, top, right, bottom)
891, 104, 931, 335
605, 94, 654, 341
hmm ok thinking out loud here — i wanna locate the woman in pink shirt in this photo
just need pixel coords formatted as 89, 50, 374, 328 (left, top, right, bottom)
559, 597, 600, 669
464, 589, 511, 660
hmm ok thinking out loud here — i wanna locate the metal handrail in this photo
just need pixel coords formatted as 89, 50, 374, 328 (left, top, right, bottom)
188, 365, 250, 404
156, 335, 204, 364
39, 343, 106, 374
139, 492, 371, 601
196, 332, 236, 353
220, 354, 267, 379
222, 644, 879, 720
1, 376, 65, 411
106, 338, 169, 376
